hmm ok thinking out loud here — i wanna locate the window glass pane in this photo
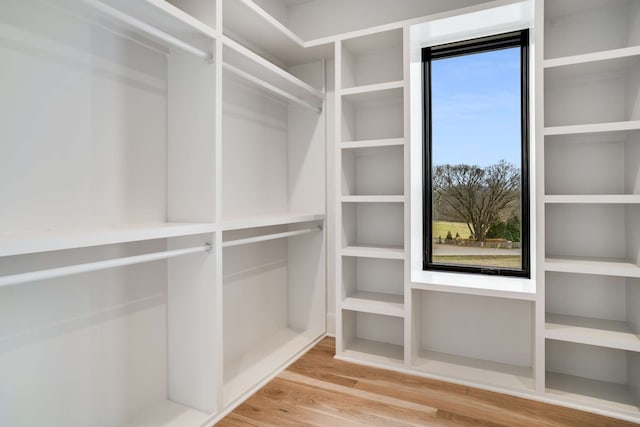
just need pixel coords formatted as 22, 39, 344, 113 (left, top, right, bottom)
430, 47, 523, 271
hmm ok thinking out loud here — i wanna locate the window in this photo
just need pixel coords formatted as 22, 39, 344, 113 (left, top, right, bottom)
422, 30, 530, 278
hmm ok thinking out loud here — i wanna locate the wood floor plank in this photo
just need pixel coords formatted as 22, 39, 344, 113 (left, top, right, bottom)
217, 338, 637, 427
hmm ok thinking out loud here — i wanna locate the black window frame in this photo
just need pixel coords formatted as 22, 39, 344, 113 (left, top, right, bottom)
422, 29, 530, 278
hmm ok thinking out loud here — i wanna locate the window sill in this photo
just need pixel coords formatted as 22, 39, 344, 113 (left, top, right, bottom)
411, 269, 536, 301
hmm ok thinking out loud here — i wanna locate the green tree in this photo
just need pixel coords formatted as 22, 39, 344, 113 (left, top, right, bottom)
432, 160, 520, 242
487, 214, 521, 242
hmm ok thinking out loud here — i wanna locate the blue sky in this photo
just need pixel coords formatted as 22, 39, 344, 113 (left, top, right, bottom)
431, 47, 521, 167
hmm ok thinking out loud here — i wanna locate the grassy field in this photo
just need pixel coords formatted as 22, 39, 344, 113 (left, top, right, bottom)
432, 221, 471, 240
433, 255, 522, 269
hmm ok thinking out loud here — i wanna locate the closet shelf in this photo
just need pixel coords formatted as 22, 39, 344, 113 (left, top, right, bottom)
221, 214, 324, 231
341, 195, 404, 203
544, 46, 640, 76
223, 227, 321, 248
341, 138, 405, 150
544, 195, 640, 204
342, 292, 404, 317
413, 350, 535, 393
0, 222, 216, 257
341, 81, 404, 97
546, 372, 640, 417
339, 338, 404, 365
79, 0, 217, 57
544, 120, 640, 136
545, 257, 640, 278
223, 36, 323, 112
222, 0, 332, 67
341, 84, 403, 104
546, 313, 640, 352
342, 245, 405, 260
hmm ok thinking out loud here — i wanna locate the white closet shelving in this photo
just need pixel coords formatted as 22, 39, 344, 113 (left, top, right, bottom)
218, 0, 328, 418
0, 0, 327, 425
0, 0, 219, 424
335, 27, 408, 366
542, 0, 640, 419
334, 1, 640, 423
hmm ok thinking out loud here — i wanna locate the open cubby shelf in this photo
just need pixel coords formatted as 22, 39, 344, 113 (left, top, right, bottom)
413, 350, 535, 392
341, 145, 404, 196
340, 28, 403, 89
341, 310, 405, 364
545, 340, 640, 416
544, 131, 640, 197
341, 256, 404, 317
544, 0, 640, 60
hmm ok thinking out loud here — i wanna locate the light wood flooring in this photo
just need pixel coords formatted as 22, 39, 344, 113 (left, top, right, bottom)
218, 337, 637, 426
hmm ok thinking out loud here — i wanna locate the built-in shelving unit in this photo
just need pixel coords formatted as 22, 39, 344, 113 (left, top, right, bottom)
336, 27, 407, 364
0, 0, 327, 425
541, 0, 640, 419
336, 1, 640, 423
219, 0, 328, 418
0, 0, 221, 424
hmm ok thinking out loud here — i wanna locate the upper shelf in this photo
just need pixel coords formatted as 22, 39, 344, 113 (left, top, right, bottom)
0, 222, 216, 257
222, 0, 332, 67
545, 257, 640, 278
544, 46, 640, 76
341, 81, 404, 99
223, 36, 324, 112
544, 195, 640, 204
544, 120, 640, 136
76, 0, 218, 58
221, 214, 325, 232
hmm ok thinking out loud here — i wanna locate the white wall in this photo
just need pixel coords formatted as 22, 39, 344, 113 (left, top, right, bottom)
288, 0, 495, 40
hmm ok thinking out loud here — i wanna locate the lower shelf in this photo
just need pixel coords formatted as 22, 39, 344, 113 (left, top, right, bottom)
223, 328, 322, 407
342, 292, 404, 317
126, 400, 211, 427
545, 257, 640, 278
545, 313, 640, 352
414, 350, 535, 392
546, 372, 640, 417
340, 338, 405, 365
342, 245, 405, 259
